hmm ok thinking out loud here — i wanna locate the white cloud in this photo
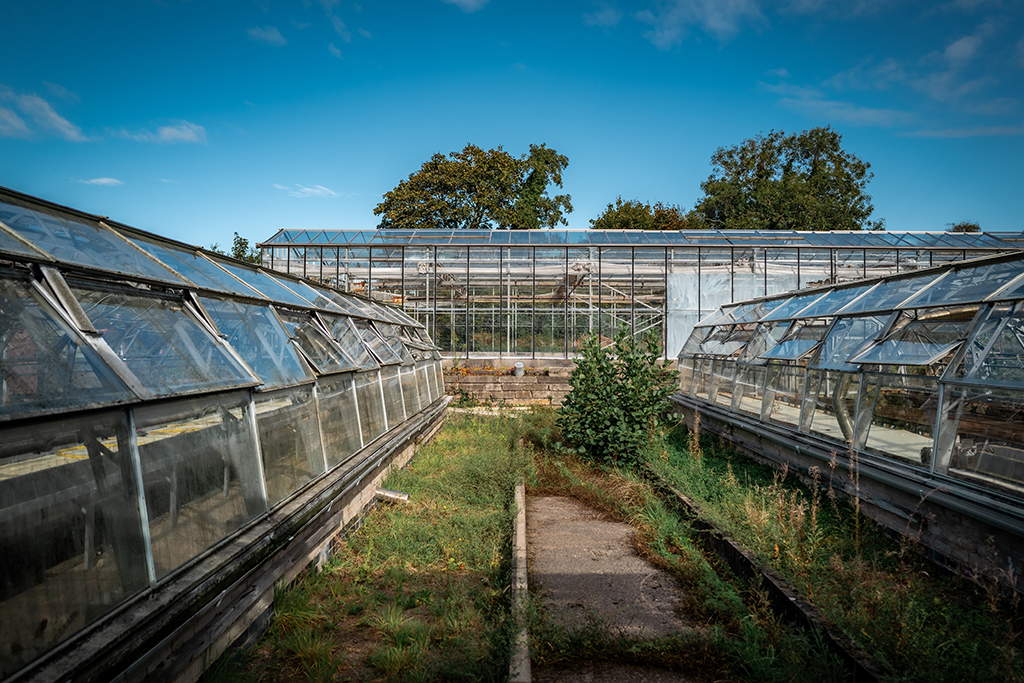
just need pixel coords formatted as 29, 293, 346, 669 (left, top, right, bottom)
358, 28, 372, 38
943, 34, 982, 67
248, 26, 287, 46
328, 42, 342, 58
273, 183, 340, 198
441, 0, 489, 12
77, 177, 123, 186
5, 93, 89, 141
824, 57, 906, 91
904, 125, 1024, 137
114, 120, 208, 144
636, 0, 763, 48
583, 5, 623, 27
767, 67, 790, 78
160, 179, 181, 184
0, 106, 31, 139
777, 96, 915, 126
43, 82, 80, 102
331, 15, 352, 41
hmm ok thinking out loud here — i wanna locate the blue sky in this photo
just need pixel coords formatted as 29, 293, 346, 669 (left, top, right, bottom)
2, 0, 1022, 248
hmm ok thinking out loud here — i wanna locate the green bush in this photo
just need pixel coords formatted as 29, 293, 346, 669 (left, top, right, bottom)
557, 327, 676, 467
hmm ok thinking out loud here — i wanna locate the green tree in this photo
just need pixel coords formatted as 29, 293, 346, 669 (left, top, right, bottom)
590, 197, 691, 230
948, 220, 980, 233
693, 126, 880, 231
209, 233, 260, 263
374, 143, 572, 230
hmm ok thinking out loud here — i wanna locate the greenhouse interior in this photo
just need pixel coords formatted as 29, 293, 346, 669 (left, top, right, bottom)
259, 227, 1024, 360
0, 186, 445, 681
676, 250, 1024, 574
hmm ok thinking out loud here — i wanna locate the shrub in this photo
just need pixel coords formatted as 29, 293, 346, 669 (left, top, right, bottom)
557, 327, 676, 467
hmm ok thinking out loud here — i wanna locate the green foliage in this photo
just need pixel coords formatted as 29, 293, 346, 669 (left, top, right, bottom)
374, 143, 572, 230
590, 196, 692, 230
948, 220, 981, 232
557, 328, 676, 467
693, 126, 881, 231
208, 232, 260, 263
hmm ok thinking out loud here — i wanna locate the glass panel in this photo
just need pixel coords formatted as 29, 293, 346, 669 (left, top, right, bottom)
801, 369, 859, 444
901, 260, 1024, 308
275, 310, 358, 374
212, 261, 313, 308
416, 363, 432, 407
200, 297, 313, 389
355, 371, 387, 444
762, 362, 804, 427
375, 322, 416, 365
73, 284, 256, 397
709, 358, 737, 408
856, 372, 937, 467
0, 224, 47, 259
761, 291, 829, 322
759, 319, 831, 361
732, 362, 766, 415
130, 236, 262, 298
255, 385, 325, 505
839, 272, 942, 315
796, 284, 876, 319
380, 365, 406, 425
813, 316, 888, 370
321, 314, 379, 370
316, 373, 363, 470
851, 309, 976, 367
959, 303, 1024, 384
400, 365, 422, 416
135, 392, 266, 579
943, 386, 1024, 491
0, 275, 136, 419
0, 411, 149, 675
354, 320, 403, 365
0, 200, 186, 284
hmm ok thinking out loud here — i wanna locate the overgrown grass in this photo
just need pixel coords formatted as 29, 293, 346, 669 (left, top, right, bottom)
220, 412, 529, 683
651, 424, 1024, 683
530, 445, 851, 683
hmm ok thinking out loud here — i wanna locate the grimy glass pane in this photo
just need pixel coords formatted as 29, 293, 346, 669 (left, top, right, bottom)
73, 284, 257, 397
858, 372, 937, 467
354, 319, 403, 365
275, 310, 358, 374
211, 260, 313, 309
732, 363, 766, 416
813, 316, 887, 370
321, 314, 379, 370
0, 410, 149, 677
130, 236, 252, 296
944, 386, 1024, 490
0, 200, 186, 285
710, 358, 737, 408
0, 275, 136, 419
255, 385, 325, 506
417, 363, 432, 408
317, 373, 363, 470
135, 392, 266, 579
763, 362, 804, 427
400, 365, 422, 417
380, 365, 406, 425
201, 296, 313, 390
801, 369, 859, 444
355, 371, 387, 444
959, 303, 1024, 384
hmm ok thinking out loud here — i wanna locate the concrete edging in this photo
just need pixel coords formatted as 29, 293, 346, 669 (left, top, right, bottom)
510, 482, 531, 683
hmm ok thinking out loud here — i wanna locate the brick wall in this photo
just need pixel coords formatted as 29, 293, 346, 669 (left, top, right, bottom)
444, 370, 571, 405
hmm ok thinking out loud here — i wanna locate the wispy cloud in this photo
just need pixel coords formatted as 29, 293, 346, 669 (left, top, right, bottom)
904, 125, 1024, 137
635, 0, 764, 48
113, 121, 208, 144
0, 88, 89, 141
824, 57, 906, 91
358, 28, 372, 38
160, 178, 182, 184
761, 80, 914, 126
76, 177, 123, 186
273, 183, 340, 198
330, 15, 352, 41
248, 26, 287, 46
766, 67, 790, 78
43, 82, 80, 102
0, 107, 31, 139
328, 42, 342, 58
441, 0, 489, 12
583, 4, 623, 27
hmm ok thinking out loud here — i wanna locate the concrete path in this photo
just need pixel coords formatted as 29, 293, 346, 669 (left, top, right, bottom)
526, 495, 698, 682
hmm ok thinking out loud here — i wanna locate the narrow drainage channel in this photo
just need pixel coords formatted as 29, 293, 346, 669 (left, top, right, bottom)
641, 465, 889, 683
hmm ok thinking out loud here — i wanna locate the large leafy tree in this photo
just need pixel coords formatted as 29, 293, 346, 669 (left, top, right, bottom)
693, 126, 880, 231
374, 143, 572, 230
590, 196, 691, 230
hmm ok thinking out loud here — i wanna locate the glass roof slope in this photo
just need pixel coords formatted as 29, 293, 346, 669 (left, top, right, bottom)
900, 259, 1024, 309
0, 222, 51, 260
260, 228, 1020, 249
0, 199, 188, 285
212, 259, 314, 308
275, 309, 359, 374
130, 235, 253, 296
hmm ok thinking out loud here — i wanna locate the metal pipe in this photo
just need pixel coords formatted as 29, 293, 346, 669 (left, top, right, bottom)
376, 487, 410, 503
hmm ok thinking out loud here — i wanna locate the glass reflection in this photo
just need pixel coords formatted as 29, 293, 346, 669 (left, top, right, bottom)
316, 373, 363, 470
255, 386, 325, 505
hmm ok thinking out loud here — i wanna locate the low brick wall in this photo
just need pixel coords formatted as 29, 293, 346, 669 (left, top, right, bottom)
444, 371, 571, 405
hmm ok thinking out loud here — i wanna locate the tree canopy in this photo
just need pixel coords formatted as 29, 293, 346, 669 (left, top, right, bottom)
590, 197, 691, 230
948, 220, 981, 233
209, 232, 260, 263
373, 143, 572, 230
693, 126, 880, 231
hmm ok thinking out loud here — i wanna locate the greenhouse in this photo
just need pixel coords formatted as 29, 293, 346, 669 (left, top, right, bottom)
260, 228, 1024, 359
0, 186, 445, 681
676, 250, 1024, 574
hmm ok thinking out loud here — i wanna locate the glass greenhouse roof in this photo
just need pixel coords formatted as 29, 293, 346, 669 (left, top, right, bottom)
261, 227, 1024, 249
